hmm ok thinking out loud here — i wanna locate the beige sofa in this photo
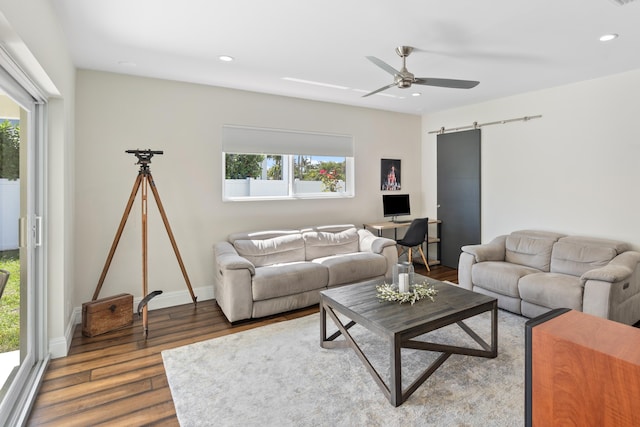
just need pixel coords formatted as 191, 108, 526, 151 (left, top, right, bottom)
458, 230, 640, 325
213, 224, 398, 322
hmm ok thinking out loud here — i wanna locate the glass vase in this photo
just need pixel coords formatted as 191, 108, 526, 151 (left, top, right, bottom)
393, 261, 414, 293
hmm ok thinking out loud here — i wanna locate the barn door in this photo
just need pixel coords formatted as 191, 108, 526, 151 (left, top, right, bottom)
437, 129, 481, 268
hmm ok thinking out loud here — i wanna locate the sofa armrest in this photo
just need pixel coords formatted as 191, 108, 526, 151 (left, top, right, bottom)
457, 252, 475, 290
213, 241, 255, 322
581, 265, 632, 283
461, 235, 507, 262
582, 251, 640, 325
357, 229, 396, 254
458, 235, 507, 290
581, 251, 640, 283
214, 241, 256, 274
357, 229, 398, 281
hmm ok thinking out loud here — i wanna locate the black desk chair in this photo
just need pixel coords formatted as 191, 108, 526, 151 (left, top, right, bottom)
396, 218, 430, 272
0, 269, 9, 300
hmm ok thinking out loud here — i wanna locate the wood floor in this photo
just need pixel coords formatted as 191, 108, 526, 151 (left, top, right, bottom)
27, 265, 458, 426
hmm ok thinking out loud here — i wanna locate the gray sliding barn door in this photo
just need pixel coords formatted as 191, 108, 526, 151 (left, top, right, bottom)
437, 129, 481, 268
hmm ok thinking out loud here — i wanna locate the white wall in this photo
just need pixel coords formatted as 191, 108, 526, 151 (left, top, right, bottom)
74, 70, 421, 309
422, 69, 640, 249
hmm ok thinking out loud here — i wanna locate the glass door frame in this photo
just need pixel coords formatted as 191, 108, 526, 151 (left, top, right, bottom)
0, 55, 48, 426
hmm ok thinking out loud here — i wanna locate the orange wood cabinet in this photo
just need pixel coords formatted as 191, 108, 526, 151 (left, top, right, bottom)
525, 309, 640, 426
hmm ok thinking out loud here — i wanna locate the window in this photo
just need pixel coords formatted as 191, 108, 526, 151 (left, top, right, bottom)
222, 125, 354, 200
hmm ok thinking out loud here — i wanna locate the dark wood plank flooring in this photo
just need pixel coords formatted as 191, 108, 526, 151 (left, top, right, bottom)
27, 265, 457, 426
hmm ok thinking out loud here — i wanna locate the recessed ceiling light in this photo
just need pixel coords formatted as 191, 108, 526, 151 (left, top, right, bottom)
377, 92, 400, 99
117, 61, 137, 67
599, 33, 619, 42
352, 88, 404, 99
412, 92, 421, 97
282, 77, 349, 90
219, 55, 234, 62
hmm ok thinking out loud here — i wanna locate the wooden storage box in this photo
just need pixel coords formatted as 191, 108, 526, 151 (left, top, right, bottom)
82, 293, 133, 337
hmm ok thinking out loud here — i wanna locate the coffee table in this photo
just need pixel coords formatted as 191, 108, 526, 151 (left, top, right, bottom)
320, 276, 498, 406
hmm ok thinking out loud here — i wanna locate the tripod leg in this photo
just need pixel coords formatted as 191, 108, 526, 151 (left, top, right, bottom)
147, 172, 198, 305
92, 173, 143, 301
142, 174, 149, 338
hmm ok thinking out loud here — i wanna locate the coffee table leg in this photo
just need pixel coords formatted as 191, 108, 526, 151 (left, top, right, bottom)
491, 302, 498, 357
320, 298, 327, 346
390, 334, 402, 407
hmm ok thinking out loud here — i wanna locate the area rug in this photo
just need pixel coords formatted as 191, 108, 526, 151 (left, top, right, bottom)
162, 309, 526, 426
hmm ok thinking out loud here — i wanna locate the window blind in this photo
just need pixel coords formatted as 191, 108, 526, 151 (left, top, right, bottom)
222, 125, 354, 157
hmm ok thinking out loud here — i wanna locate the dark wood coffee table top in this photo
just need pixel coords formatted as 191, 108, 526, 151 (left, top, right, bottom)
320, 276, 496, 337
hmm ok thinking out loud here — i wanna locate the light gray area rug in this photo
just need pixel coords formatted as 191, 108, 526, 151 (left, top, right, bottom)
162, 310, 526, 427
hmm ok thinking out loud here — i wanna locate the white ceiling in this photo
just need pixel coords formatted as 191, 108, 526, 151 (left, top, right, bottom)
51, 0, 640, 115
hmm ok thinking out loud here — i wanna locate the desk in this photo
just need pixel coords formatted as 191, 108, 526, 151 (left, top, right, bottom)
363, 219, 442, 266
363, 221, 409, 238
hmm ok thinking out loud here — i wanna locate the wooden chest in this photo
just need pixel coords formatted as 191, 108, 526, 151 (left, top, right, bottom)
82, 293, 133, 337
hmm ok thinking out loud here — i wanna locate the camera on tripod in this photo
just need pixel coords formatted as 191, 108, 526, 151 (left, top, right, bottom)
126, 149, 164, 166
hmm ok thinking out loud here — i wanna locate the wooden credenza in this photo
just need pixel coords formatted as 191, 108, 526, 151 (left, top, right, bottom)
525, 309, 640, 426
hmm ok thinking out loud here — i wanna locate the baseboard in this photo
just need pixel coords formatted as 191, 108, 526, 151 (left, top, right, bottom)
49, 285, 214, 359
48, 305, 80, 359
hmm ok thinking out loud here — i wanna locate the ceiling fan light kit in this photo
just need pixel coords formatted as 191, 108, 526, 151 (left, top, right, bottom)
363, 46, 480, 98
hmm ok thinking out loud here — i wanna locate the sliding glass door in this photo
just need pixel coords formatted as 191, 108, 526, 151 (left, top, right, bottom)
0, 63, 47, 425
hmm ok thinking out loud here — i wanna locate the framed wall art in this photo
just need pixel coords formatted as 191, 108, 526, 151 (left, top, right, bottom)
380, 158, 401, 191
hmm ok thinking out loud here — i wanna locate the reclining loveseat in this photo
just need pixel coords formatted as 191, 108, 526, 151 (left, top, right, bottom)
458, 230, 640, 325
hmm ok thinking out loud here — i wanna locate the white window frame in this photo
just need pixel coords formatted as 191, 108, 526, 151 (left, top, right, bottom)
222, 125, 355, 201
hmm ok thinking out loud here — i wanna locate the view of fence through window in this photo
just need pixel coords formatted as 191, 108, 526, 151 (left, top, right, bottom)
0, 117, 21, 390
224, 153, 348, 198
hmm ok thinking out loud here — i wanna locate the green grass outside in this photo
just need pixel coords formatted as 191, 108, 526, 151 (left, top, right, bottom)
0, 250, 20, 353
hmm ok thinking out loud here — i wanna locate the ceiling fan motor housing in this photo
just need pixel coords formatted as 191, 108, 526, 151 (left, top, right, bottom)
395, 71, 415, 88
397, 77, 414, 88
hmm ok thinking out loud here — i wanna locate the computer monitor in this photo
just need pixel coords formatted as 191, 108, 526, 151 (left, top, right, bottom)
382, 194, 411, 222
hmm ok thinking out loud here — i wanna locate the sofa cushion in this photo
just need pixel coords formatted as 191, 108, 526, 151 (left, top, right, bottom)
252, 262, 328, 301
472, 261, 541, 298
550, 241, 617, 277
233, 234, 305, 267
518, 272, 583, 311
559, 235, 629, 255
303, 227, 359, 261
304, 224, 356, 233
472, 286, 522, 315
228, 229, 300, 243
505, 231, 562, 271
313, 252, 386, 286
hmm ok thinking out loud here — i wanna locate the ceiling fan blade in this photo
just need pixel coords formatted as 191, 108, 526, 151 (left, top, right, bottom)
414, 77, 479, 89
366, 56, 400, 76
362, 83, 397, 98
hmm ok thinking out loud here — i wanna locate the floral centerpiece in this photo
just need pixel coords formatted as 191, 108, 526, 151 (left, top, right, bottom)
376, 281, 438, 305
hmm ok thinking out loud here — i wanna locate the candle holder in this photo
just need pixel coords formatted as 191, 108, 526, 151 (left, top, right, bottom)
393, 261, 414, 293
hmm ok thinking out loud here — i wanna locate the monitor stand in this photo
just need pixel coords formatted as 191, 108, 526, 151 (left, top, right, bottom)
392, 216, 411, 224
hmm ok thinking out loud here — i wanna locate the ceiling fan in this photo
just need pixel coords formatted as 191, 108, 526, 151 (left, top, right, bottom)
363, 46, 480, 97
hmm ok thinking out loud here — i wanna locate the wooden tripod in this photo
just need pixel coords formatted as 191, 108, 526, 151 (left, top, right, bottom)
92, 151, 197, 337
